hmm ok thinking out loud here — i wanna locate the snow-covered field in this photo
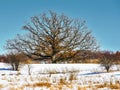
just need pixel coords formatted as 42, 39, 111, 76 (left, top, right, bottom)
0, 63, 120, 90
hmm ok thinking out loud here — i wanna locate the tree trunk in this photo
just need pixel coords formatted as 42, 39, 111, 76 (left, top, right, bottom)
52, 60, 56, 63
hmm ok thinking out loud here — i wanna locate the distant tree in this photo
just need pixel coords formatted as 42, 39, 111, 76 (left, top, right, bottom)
5, 11, 99, 63
70, 50, 91, 63
100, 51, 115, 72
113, 51, 120, 71
5, 52, 27, 71
114, 51, 120, 64
0, 55, 7, 62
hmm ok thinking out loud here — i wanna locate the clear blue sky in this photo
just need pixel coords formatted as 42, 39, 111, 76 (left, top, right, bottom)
0, 0, 120, 54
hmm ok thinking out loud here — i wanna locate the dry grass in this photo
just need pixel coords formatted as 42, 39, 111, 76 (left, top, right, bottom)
69, 73, 77, 81
95, 81, 120, 89
78, 85, 98, 90
8, 86, 23, 90
44, 67, 80, 74
0, 84, 3, 88
52, 83, 73, 90
110, 81, 120, 89
59, 77, 66, 84
33, 82, 51, 88
1, 66, 120, 90
46, 68, 58, 74
77, 86, 87, 90
68, 68, 80, 73
83, 59, 100, 64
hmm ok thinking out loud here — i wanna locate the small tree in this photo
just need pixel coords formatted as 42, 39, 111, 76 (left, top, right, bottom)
5, 52, 26, 71
100, 51, 114, 72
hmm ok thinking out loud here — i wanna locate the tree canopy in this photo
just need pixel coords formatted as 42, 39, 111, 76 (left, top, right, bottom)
5, 11, 99, 63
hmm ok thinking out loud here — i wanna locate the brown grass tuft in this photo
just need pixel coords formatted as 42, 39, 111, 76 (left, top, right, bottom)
33, 82, 51, 88
95, 82, 120, 89
0, 84, 3, 88
59, 77, 66, 85
69, 73, 77, 81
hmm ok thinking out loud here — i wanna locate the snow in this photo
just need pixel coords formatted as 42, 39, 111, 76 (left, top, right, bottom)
0, 63, 120, 90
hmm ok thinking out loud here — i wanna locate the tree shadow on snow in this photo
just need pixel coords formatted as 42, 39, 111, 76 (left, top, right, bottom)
0, 68, 12, 70
115, 74, 120, 76
79, 72, 105, 76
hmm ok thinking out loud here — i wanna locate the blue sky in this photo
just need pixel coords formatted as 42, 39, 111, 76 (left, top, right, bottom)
0, 0, 120, 54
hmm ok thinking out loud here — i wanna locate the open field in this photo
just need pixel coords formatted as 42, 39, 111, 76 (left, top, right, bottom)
0, 63, 120, 90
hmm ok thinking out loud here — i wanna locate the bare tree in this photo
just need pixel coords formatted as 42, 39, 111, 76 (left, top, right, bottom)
5, 52, 26, 71
72, 50, 93, 63
100, 51, 115, 72
0, 55, 7, 62
114, 51, 120, 64
5, 11, 99, 63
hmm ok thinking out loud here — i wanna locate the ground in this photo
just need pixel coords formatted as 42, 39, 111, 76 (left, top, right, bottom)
0, 63, 120, 90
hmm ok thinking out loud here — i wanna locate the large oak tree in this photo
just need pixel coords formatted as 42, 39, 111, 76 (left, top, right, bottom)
6, 11, 98, 63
